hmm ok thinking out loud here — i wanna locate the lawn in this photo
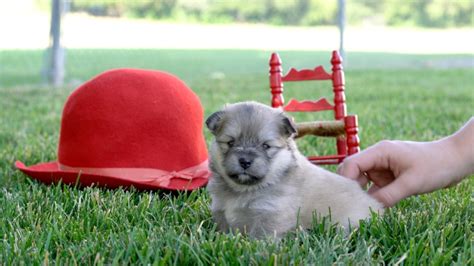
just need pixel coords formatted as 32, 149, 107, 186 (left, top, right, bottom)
0, 49, 473, 264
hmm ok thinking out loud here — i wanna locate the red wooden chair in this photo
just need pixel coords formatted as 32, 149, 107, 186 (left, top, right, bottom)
269, 50, 360, 165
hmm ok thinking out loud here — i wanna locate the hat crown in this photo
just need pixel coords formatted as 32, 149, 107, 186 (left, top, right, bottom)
58, 69, 208, 172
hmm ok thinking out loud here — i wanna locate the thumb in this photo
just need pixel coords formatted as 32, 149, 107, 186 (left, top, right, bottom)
370, 177, 412, 207
338, 142, 392, 180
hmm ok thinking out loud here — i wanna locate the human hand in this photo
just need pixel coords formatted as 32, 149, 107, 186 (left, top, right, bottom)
337, 139, 469, 207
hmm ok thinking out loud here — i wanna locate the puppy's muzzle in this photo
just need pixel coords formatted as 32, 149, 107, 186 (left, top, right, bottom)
229, 173, 261, 185
237, 151, 256, 170
238, 157, 252, 169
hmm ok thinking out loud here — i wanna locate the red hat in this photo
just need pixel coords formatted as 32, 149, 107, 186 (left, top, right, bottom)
16, 68, 210, 191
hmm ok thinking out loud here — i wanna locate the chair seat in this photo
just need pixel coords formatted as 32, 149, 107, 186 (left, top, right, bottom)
308, 154, 346, 165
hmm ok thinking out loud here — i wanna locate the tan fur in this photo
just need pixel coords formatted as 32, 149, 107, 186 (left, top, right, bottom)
206, 102, 383, 239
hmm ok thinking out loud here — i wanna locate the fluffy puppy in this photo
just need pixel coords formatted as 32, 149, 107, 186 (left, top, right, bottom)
206, 101, 383, 238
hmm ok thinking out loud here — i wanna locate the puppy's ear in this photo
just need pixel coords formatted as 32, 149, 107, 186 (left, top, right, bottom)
206, 111, 225, 134
280, 114, 297, 138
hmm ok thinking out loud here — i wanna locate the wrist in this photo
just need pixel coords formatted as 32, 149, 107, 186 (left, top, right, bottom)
440, 118, 474, 181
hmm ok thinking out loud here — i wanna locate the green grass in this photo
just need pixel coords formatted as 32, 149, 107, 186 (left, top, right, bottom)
1, 49, 473, 264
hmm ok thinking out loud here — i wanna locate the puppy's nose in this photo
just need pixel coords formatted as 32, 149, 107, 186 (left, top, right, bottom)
238, 157, 252, 169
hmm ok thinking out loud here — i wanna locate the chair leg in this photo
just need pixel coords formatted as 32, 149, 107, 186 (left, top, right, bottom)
336, 137, 347, 162
344, 115, 360, 155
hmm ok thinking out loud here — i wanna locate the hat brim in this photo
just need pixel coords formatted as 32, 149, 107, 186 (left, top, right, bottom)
15, 161, 208, 191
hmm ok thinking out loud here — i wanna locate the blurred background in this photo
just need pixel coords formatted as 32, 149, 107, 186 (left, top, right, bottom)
0, 0, 472, 88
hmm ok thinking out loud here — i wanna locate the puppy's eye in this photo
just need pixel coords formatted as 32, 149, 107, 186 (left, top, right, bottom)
227, 140, 235, 147
262, 143, 271, 150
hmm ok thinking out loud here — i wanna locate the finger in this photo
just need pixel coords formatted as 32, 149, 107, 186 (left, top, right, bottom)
337, 162, 369, 187
358, 173, 369, 187
367, 184, 380, 194
338, 142, 392, 180
371, 178, 411, 207
337, 158, 364, 180
366, 170, 394, 188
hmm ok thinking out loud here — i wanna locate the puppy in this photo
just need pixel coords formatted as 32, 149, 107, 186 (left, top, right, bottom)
206, 101, 383, 238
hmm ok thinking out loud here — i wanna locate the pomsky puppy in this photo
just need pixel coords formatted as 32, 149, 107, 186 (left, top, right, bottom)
206, 101, 383, 238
